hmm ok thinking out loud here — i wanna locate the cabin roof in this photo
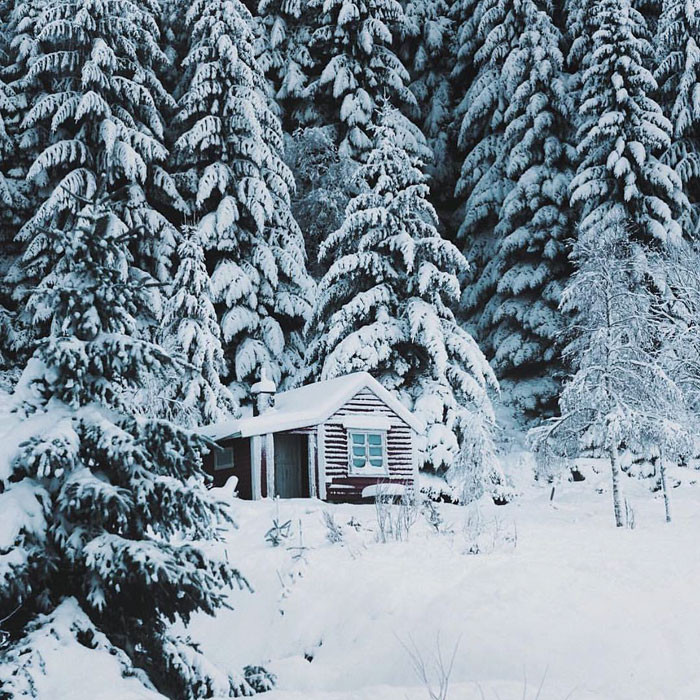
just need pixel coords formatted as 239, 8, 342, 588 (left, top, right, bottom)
202, 371, 425, 440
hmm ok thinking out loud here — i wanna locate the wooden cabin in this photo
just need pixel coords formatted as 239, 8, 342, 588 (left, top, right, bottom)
202, 372, 425, 502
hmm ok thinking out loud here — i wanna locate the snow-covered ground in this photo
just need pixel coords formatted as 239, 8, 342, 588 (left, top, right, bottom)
182, 472, 700, 700
3, 373, 698, 700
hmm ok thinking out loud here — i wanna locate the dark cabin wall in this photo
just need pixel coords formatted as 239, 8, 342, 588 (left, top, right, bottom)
204, 437, 252, 497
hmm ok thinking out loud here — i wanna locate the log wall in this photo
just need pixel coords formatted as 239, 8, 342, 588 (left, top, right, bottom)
322, 388, 415, 502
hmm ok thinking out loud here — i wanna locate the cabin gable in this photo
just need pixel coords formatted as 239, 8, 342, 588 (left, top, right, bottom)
321, 388, 415, 502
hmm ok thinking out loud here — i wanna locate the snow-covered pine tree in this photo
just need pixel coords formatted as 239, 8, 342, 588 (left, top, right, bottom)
255, 0, 315, 130
452, 0, 573, 418
7, 0, 184, 329
400, 0, 456, 192
566, 0, 599, 86
305, 108, 505, 497
1, 0, 44, 102
0, 0, 36, 366
0, 79, 26, 235
449, 0, 487, 94
532, 0, 690, 525
452, 0, 521, 347
173, 0, 314, 400
479, 0, 575, 416
284, 127, 359, 279
0, 199, 270, 696
569, 0, 685, 251
448, 0, 491, 189
0, 76, 25, 367
161, 0, 193, 102
655, 0, 700, 235
0, 66, 28, 251
0, 300, 16, 378
160, 226, 238, 426
635, 0, 663, 37
305, 0, 416, 159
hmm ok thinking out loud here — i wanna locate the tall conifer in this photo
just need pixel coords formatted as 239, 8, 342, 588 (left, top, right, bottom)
306, 108, 500, 480
0, 199, 266, 697
173, 0, 314, 398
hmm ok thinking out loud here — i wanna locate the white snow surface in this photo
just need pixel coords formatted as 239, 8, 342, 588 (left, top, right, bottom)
186, 472, 700, 700
360, 482, 407, 498
3, 381, 699, 699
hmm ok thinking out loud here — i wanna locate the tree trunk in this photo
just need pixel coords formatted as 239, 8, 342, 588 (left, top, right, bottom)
659, 455, 671, 523
609, 441, 625, 528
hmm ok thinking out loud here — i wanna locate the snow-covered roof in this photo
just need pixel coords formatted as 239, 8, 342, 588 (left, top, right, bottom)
202, 372, 425, 440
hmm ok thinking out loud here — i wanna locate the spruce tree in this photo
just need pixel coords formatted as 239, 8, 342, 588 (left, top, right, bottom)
453, 0, 574, 418
450, 0, 487, 79
449, 0, 489, 110
655, 0, 700, 234
173, 0, 314, 399
7, 0, 184, 336
569, 0, 685, 249
305, 0, 416, 159
0, 200, 269, 696
285, 127, 358, 279
481, 0, 575, 415
0, 0, 36, 365
305, 108, 501, 485
1, 0, 43, 86
160, 227, 237, 426
255, 0, 315, 130
452, 0, 521, 343
0, 302, 16, 373
1, 0, 45, 140
0, 77, 25, 366
566, 0, 598, 89
636, 0, 664, 37
400, 0, 455, 191
0, 75, 27, 257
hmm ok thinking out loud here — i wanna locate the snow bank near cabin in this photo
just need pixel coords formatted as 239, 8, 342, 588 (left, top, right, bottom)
187, 472, 700, 700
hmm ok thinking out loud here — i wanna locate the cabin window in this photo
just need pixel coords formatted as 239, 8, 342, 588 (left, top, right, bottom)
214, 445, 234, 470
348, 431, 387, 474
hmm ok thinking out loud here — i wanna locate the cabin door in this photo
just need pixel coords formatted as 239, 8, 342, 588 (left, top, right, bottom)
274, 434, 306, 498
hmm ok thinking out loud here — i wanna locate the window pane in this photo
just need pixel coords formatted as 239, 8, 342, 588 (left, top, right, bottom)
369, 458, 383, 468
352, 446, 366, 457
368, 434, 382, 445
352, 433, 366, 445
214, 447, 234, 470
353, 458, 366, 469
369, 446, 382, 457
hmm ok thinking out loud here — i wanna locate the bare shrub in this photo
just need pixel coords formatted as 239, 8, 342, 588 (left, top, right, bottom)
278, 520, 310, 612
322, 510, 344, 544
461, 505, 517, 555
265, 510, 292, 547
422, 500, 445, 533
374, 484, 420, 543
625, 499, 636, 530
398, 632, 460, 700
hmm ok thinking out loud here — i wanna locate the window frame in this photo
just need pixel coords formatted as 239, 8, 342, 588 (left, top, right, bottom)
214, 445, 235, 471
347, 429, 389, 476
